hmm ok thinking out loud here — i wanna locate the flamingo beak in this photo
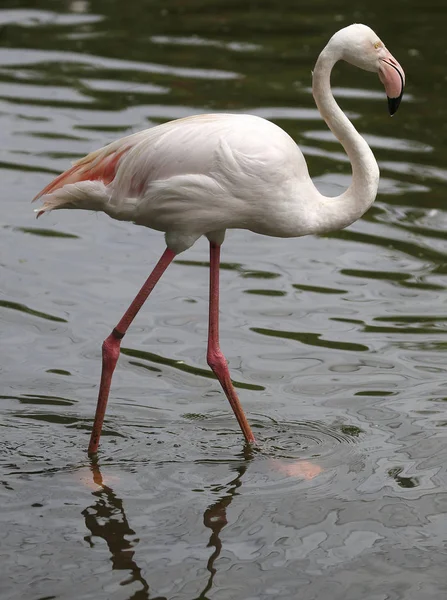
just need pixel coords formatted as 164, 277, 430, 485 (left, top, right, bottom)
378, 52, 405, 116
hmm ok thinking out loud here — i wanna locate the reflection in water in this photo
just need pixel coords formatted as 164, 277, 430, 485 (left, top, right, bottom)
121, 346, 265, 391
0, 299, 67, 323
198, 446, 253, 600
3, 1, 447, 598
83, 462, 156, 600
83, 451, 253, 600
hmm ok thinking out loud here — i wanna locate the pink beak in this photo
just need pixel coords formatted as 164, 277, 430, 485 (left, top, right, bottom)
378, 52, 405, 115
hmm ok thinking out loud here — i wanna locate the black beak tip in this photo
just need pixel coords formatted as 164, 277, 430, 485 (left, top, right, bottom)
387, 94, 403, 116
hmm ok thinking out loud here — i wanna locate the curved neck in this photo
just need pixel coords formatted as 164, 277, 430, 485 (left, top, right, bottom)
309, 47, 379, 233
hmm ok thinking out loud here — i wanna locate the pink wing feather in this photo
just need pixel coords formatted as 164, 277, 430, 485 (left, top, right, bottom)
33, 144, 129, 202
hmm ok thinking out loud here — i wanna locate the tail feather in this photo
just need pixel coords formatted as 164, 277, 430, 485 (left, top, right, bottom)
33, 138, 133, 204
36, 181, 111, 218
33, 128, 151, 219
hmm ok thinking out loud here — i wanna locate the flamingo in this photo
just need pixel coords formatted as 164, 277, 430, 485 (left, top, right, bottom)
33, 24, 405, 455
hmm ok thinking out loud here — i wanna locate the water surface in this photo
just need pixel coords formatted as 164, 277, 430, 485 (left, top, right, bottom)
1, 1, 447, 599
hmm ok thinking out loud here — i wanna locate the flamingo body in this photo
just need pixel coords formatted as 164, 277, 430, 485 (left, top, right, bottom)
36, 114, 317, 252
33, 24, 405, 454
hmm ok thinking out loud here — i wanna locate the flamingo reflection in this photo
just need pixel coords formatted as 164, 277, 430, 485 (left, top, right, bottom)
82, 449, 320, 599
82, 463, 159, 600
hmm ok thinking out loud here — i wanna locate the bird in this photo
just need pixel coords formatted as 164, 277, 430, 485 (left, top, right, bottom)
33, 24, 405, 455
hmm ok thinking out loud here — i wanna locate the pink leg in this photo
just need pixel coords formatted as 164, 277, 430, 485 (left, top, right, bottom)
88, 247, 176, 455
207, 242, 256, 444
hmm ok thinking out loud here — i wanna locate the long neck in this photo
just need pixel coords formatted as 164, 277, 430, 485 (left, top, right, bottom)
308, 47, 379, 234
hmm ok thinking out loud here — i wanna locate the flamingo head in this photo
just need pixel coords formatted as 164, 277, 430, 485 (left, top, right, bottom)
329, 24, 405, 115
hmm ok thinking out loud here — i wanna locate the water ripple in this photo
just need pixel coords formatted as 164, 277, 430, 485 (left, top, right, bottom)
0, 48, 240, 80
2, 3, 447, 599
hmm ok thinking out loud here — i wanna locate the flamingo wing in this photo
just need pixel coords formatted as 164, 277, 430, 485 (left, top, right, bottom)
33, 131, 149, 202
32, 114, 308, 229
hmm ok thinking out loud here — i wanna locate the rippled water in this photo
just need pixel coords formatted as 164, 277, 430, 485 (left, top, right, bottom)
2, 1, 447, 599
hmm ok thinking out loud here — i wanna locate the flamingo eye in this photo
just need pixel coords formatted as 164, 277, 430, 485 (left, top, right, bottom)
373, 41, 382, 49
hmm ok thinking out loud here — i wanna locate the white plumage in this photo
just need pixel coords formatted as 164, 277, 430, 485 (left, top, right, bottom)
33, 24, 405, 454
37, 114, 317, 251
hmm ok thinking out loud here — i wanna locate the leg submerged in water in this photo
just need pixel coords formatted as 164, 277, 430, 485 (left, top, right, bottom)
206, 242, 256, 444
88, 247, 176, 455
88, 242, 256, 454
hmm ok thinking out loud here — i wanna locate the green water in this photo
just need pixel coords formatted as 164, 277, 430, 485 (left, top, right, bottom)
1, 1, 447, 599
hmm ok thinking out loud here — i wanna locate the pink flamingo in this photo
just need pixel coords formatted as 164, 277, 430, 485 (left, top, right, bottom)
33, 24, 404, 455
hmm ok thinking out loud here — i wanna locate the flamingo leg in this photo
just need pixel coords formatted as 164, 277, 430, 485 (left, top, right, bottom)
88, 247, 176, 455
207, 242, 256, 444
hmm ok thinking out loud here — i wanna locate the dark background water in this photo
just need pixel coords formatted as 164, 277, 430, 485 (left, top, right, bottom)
2, 1, 447, 599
